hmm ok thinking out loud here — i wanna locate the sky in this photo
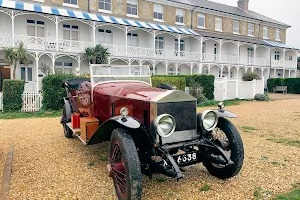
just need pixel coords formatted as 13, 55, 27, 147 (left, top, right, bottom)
210, 0, 300, 48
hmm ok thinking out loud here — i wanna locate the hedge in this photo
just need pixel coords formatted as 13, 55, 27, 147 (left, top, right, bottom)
267, 78, 300, 94
2, 80, 25, 112
153, 75, 215, 100
42, 73, 76, 110
151, 76, 186, 91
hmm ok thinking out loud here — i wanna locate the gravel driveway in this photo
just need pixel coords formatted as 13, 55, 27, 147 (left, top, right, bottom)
0, 99, 299, 199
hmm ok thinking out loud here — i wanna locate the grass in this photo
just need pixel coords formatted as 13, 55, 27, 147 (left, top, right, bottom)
100, 157, 108, 162
197, 99, 241, 107
0, 110, 62, 119
253, 186, 273, 199
267, 138, 300, 148
155, 177, 166, 183
270, 161, 287, 167
199, 184, 211, 192
240, 126, 258, 133
273, 183, 300, 200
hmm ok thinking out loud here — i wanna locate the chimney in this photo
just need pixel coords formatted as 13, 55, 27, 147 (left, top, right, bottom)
238, 0, 249, 11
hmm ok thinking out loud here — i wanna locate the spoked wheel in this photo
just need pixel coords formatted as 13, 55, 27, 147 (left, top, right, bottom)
61, 106, 73, 138
109, 129, 142, 200
204, 117, 244, 179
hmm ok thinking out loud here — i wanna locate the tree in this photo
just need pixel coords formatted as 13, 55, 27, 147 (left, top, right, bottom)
3, 43, 29, 80
82, 44, 110, 64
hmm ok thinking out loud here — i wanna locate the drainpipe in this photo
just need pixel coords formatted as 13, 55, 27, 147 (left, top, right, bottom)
88, 0, 90, 13
191, 6, 198, 29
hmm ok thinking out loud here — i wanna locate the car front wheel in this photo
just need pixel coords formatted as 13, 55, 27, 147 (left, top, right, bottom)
61, 105, 73, 138
109, 128, 142, 200
204, 117, 244, 179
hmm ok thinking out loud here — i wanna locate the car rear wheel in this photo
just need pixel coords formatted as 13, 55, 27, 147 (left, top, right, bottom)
109, 128, 142, 200
61, 106, 73, 138
204, 117, 244, 179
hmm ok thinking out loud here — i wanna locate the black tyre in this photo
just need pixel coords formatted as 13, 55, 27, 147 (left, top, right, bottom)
109, 128, 142, 200
204, 117, 244, 179
61, 105, 73, 138
157, 83, 173, 90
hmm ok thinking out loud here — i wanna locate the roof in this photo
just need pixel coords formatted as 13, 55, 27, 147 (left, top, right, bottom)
0, 0, 199, 35
169, 0, 290, 27
196, 30, 298, 50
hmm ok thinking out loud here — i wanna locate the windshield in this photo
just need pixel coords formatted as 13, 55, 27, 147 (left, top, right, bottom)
90, 64, 152, 87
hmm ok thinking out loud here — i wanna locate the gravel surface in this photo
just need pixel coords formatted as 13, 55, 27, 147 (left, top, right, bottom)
0, 99, 299, 199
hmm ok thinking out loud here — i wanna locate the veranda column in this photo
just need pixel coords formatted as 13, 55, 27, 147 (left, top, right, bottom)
177, 34, 181, 60
190, 64, 193, 75
220, 65, 223, 78
153, 30, 156, 59
237, 42, 240, 64
236, 68, 239, 78
273, 68, 276, 78
51, 53, 55, 74
125, 27, 128, 56
200, 37, 203, 63
289, 70, 291, 78
55, 16, 59, 51
35, 52, 39, 93
11, 10, 15, 46
283, 69, 285, 78
92, 22, 96, 47
253, 45, 257, 66
219, 40, 222, 63
77, 56, 81, 76
175, 63, 178, 75
165, 62, 168, 75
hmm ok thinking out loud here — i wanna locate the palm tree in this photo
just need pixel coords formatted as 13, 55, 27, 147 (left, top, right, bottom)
3, 42, 29, 79
82, 44, 110, 64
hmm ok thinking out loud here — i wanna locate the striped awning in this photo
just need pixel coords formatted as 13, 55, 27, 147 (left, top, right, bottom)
0, 0, 199, 35
263, 40, 298, 50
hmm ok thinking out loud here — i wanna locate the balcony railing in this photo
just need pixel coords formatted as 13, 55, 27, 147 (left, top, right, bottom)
0, 33, 296, 69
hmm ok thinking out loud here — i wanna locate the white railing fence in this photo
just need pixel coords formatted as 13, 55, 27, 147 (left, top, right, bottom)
213, 78, 264, 101
0, 92, 43, 112
0, 92, 3, 112
21, 92, 43, 112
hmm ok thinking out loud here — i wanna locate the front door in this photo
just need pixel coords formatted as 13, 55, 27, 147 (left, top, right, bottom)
20, 65, 34, 92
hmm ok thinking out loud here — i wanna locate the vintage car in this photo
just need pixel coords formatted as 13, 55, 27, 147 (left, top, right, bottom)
61, 65, 244, 200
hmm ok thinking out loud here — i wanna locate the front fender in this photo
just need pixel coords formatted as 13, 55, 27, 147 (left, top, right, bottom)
214, 109, 237, 118
87, 116, 154, 153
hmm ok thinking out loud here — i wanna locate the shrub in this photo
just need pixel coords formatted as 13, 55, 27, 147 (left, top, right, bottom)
2, 80, 25, 112
267, 78, 300, 94
189, 80, 207, 103
242, 72, 259, 81
153, 75, 215, 100
42, 73, 76, 110
254, 93, 269, 101
151, 76, 186, 91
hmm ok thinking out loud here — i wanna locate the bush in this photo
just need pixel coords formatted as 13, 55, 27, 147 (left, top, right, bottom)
42, 73, 76, 110
267, 78, 300, 94
254, 93, 269, 101
151, 76, 186, 91
189, 80, 207, 103
153, 75, 215, 100
242, 72, 259, 81
2, 80, 25, 112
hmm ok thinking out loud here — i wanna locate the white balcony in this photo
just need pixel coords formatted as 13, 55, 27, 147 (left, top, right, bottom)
271, 60, 297, 69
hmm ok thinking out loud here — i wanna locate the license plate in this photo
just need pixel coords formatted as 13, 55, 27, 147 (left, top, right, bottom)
175, 152, 197, 164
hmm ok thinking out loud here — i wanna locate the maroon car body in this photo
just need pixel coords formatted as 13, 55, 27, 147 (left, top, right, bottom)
61, 65, 244, 200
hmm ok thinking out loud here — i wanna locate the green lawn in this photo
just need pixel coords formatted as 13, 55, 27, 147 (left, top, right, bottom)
197, 99, 242, 107
0, 110, 62, 119
273, 189, 300, 200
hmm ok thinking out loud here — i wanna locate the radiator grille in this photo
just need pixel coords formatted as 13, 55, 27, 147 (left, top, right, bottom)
157, 101, 196, 131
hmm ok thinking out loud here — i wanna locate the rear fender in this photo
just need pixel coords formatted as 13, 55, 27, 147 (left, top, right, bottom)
88, 116, 154, 153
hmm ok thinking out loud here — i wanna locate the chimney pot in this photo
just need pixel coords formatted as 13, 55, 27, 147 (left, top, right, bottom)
238, 0, 249, 11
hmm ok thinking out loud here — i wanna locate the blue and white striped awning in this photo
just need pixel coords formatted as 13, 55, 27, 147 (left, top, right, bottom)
0, 0, 199, 35
263, 40, 298, 50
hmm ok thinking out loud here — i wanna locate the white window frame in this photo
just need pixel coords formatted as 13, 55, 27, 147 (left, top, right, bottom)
215, 17, 222, 32
55, 61, 73, 74
263, 26, 269, 39
98, 29, 113, 44
126, 0, 138, 18
63, 0, 78, 8
288, 55, 293, 61
20, 66, 33, 82
175, 39, 185, 52
63, 24, 79, 41
127, 32, 139, 47
99, 0, 112, 14
197, 14, 205, 29
276, 29, 281, 41
175, 9, 185, 25
153, 4, 164, 22
248, 23, 254, 36
275, 51, 280, 60
27, 19, 45, 38
168, 67, 176, 75
233, 20, 240, 34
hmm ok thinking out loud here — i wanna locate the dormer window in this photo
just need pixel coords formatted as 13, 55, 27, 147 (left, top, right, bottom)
263, 26, 269, 39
